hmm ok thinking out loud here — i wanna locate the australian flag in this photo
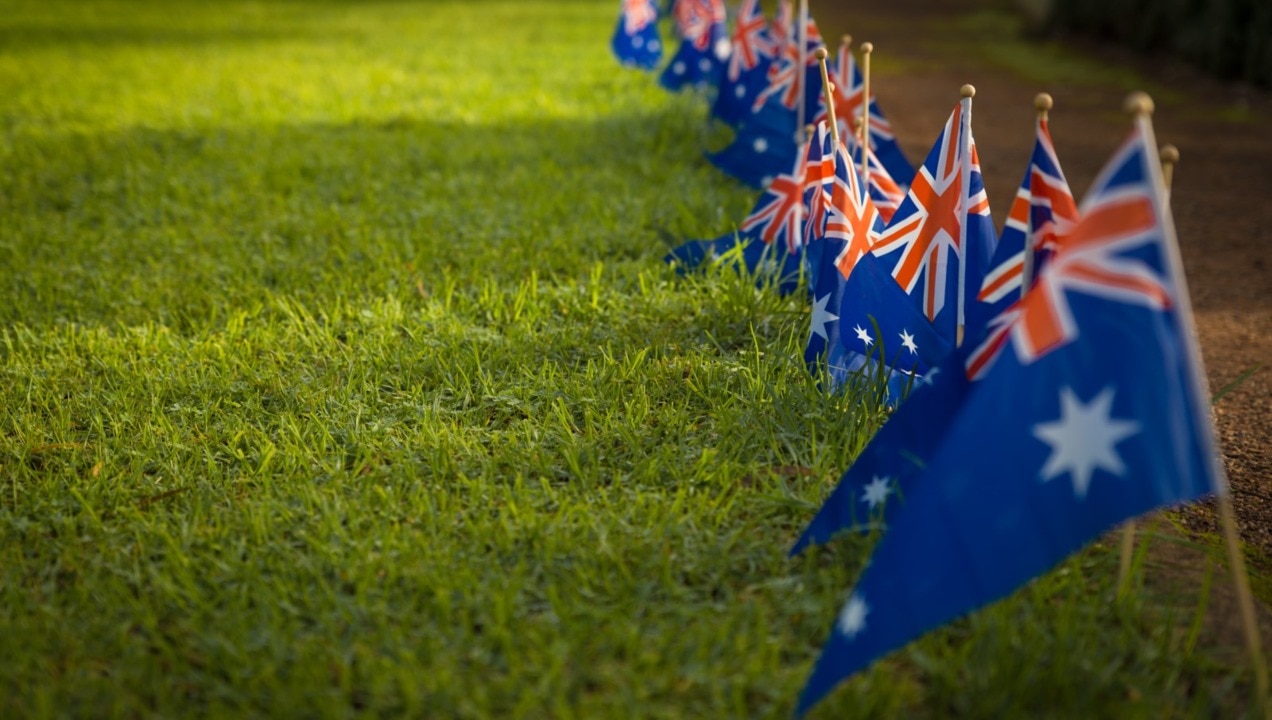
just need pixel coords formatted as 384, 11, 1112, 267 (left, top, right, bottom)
804, 135, 947, 399
748, 12, 825, 134
706, 121, 801, 190
870, 96, 996, 345
611, 0, 663, 70
816, 35, 915, 186
846, 142, 906, 226
967, 112, 1080, 343
796, 115, 1222, 716
660, 0, 729, 92
666, 131, 817, 296
707, 9, 823, 187
711, 0, 776, 128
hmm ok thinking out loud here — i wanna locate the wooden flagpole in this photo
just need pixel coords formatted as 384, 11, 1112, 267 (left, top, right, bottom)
955, 84, 976, 349
1126, 92, 1268, 717
859, 42, 873, 180
1116, 142, 1180, 600
814, 48, 838, 148
796, 0, 808, 146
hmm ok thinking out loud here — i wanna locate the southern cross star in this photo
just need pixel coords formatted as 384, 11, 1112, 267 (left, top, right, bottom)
810, 292, 838, 341
1032, 386, 1141, 498
899, 329, 918, 355
853, 324, 873, 346
837, 593, 870, 639
860, 475, 891, 509
917, 366, 940, 388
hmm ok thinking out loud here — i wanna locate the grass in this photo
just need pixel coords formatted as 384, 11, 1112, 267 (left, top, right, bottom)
0, 1, 1263, 717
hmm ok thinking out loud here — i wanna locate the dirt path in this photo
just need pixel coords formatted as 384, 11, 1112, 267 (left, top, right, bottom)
812, 0, 1272, 569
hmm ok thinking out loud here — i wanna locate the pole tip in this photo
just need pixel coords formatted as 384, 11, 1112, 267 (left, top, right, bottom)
1034, 92, 1053, 113
1124, 91, 1154, 117
841, 34, 852, 47
805, 124, 816, 137
814, 47, 828, 61
860, 41, 873, 54
1160, 144, 1180, 165
853, 116, 863, 129
960, 84, 976, 99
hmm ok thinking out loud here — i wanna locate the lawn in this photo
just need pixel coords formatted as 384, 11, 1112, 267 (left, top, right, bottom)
0, 1, 1258, 717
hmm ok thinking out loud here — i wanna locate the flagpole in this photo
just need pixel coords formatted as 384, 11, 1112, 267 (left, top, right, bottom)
814, 48, 838, 148
1159, 144, 1179, 202
1127, 92, 1269, 716
956, 84, 976, 348
1115, 140, 1180, 600
859, 42, 873, 181
796, 0, 808, 146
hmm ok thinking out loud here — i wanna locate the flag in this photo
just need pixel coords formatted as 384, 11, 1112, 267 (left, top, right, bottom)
848, 141, 906, 226
747, 12, 825, 136
666, 131, 816, 295
804, 137, 945, 402
834, 252, 952, 386
659, 0, 729, 92
705, 121, 800, 189
869, 97, 996, 344
707, 4, 823, 187
791, 340, 971, 555
796, 116, 1221, 716
611, 0, 663, 70
814, 35, 915, 185
966, 113, 1079, 343
711, 0, 776, 127
800, 123, 835, 250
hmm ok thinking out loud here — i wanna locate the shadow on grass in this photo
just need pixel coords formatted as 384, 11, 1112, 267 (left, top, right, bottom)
0, 107, 757, 332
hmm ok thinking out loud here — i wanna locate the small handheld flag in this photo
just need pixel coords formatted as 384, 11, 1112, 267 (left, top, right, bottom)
611, 0, 663, 70
660, 0, 729, 92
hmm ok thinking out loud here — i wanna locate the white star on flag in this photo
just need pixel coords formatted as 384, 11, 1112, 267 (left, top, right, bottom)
1032, 386, 1141, 498
672, 61, 686, 75
860, 476, 891, 509
853, 324, 873, 346
917, 366, 940, 388
837, 593, 870, 639
899, 329, 918, 355
753, 137, 768, 153
810, 292, 838, 341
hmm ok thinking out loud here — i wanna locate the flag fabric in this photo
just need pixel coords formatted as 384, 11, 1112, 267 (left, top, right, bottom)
747, 12, 825, 136
666, 131, 815, 295
791, 340, 971, 555
834, 252, 953, 384
796, 118, 1221, 716
848, 141, 907, 226
711, 0, 776, 127
660, 0, 729, 92
814, 36, 915, 185
805, 129, 873, 368
705, 121, 800, 189
869, 97, 996, 344
966, 114, 1079, 343
804, 137, 946, 401
707, 5, 824, 188
801, 123, 835, 249
611, 0, 663, 70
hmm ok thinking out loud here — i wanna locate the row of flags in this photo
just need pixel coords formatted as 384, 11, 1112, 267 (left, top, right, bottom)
613, 2, 1238, 716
